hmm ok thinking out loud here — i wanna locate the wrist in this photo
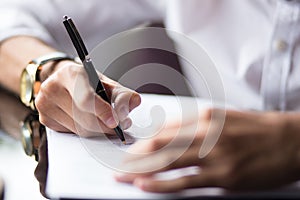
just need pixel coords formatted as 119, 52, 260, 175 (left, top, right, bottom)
20, 52, 76, 110
39, 59, 79, 82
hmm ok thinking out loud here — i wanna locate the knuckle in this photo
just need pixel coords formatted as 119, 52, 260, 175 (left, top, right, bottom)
63, 62, 83, 76
200, 108, 223, 121
218, 165, 238, 189
97, 106, 113, 120
38, 115, 51, 127
35, 93, 48, 113
200, 108, 213, 120
40, 76, 62, 96
146, 138, 163, 152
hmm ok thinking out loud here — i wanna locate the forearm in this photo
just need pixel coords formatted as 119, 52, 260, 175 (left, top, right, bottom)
283, 113, 300, 178
0, 36, 56, 95
0, 87, 31, 140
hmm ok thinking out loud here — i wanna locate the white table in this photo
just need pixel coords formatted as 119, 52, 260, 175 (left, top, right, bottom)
0, 131, 46, 200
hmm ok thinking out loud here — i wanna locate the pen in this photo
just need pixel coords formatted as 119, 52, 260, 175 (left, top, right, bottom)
63, 15, 126, 144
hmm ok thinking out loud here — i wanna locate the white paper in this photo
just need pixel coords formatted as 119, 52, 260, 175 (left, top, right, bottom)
46, 94, 300, 199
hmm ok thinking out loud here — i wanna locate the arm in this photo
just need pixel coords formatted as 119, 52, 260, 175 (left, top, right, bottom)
0, 36, 141, 136
0, 36, 55, 94
116, 109, 300, 192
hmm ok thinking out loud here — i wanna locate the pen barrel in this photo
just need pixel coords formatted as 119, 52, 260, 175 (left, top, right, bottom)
96, 89, 109, 103
83, 58, 125, 142
64, 16, 125, 143
82, 59, 110, 103
114, 126, 125, 142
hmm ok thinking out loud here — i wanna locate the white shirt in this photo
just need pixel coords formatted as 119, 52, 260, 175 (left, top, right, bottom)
1, 0, 299, 111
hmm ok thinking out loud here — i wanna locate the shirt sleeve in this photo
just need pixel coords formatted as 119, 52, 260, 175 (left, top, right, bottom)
0, 0, 166, 52
0, 1, 55, 45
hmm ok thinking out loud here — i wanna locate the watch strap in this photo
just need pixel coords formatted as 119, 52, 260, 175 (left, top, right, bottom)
31, 51, 75, 66
21, 52, 76, 110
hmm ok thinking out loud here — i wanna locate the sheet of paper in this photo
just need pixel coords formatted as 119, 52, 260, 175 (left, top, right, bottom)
46, 94, 220, 199
47, 128, 226, 199
46, 94, 300, 199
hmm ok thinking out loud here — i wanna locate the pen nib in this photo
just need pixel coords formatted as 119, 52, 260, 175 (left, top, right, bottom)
122, 141, 127, 145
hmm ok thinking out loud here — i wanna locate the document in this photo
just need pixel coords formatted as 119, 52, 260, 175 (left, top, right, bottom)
46, 94, 300, 199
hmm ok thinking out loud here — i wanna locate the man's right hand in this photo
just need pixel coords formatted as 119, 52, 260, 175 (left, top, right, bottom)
35, 60, 141, 137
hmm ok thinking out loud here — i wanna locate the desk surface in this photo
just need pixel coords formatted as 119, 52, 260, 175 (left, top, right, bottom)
0, 87, 46, 200
1, 88, 300, 200
0, 131, 46, 200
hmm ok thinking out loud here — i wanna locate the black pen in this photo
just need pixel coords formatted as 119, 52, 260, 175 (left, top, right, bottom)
63, 15, 126, 144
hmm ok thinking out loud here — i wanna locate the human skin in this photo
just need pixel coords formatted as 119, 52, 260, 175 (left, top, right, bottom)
115, 109, 300, 192
0, 36, 141, 136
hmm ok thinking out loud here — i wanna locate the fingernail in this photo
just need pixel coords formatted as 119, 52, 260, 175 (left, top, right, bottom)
130, 95, 141, 109
106, 117, 117, 128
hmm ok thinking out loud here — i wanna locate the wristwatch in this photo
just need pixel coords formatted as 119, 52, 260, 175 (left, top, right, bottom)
20, 112, 46, 161
20, 52, 74, 110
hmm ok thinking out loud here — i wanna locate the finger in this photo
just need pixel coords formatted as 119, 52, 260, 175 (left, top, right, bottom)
37, 91, 114, 137
117, 122, 215, 177
117, 146, 203, 180
38, 113, 70, 133
126, 122, 206, 157
96, 74, 141, 114
120, 117, 132, 130
112, 86, 141, 121
39, 75, 116, 134
42, 106, 114, 137
133, 170, 218, 193
165, 114, 203, 129
71, 102, 115, 134
114, 173, 149, 184
116, 147, 200, 183
58, 65, 118, 128
37, 105, 77, 134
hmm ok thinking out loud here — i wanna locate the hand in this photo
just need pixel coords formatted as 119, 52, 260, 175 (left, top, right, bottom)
35, 60, 141, 137
115, 109, 300, 192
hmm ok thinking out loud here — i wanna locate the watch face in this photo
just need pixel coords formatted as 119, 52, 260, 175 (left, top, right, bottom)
21, 119, 34, 156
20, 66, 34, 107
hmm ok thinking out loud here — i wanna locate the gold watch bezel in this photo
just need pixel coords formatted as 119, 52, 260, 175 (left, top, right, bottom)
21, 117, 34, 156
20, 52, 75, 110
20, 62, 41, 110
20, 113, 43, 161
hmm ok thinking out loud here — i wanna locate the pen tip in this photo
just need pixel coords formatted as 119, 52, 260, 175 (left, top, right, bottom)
63, 15, 69, 20
122, 141, 127, 145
